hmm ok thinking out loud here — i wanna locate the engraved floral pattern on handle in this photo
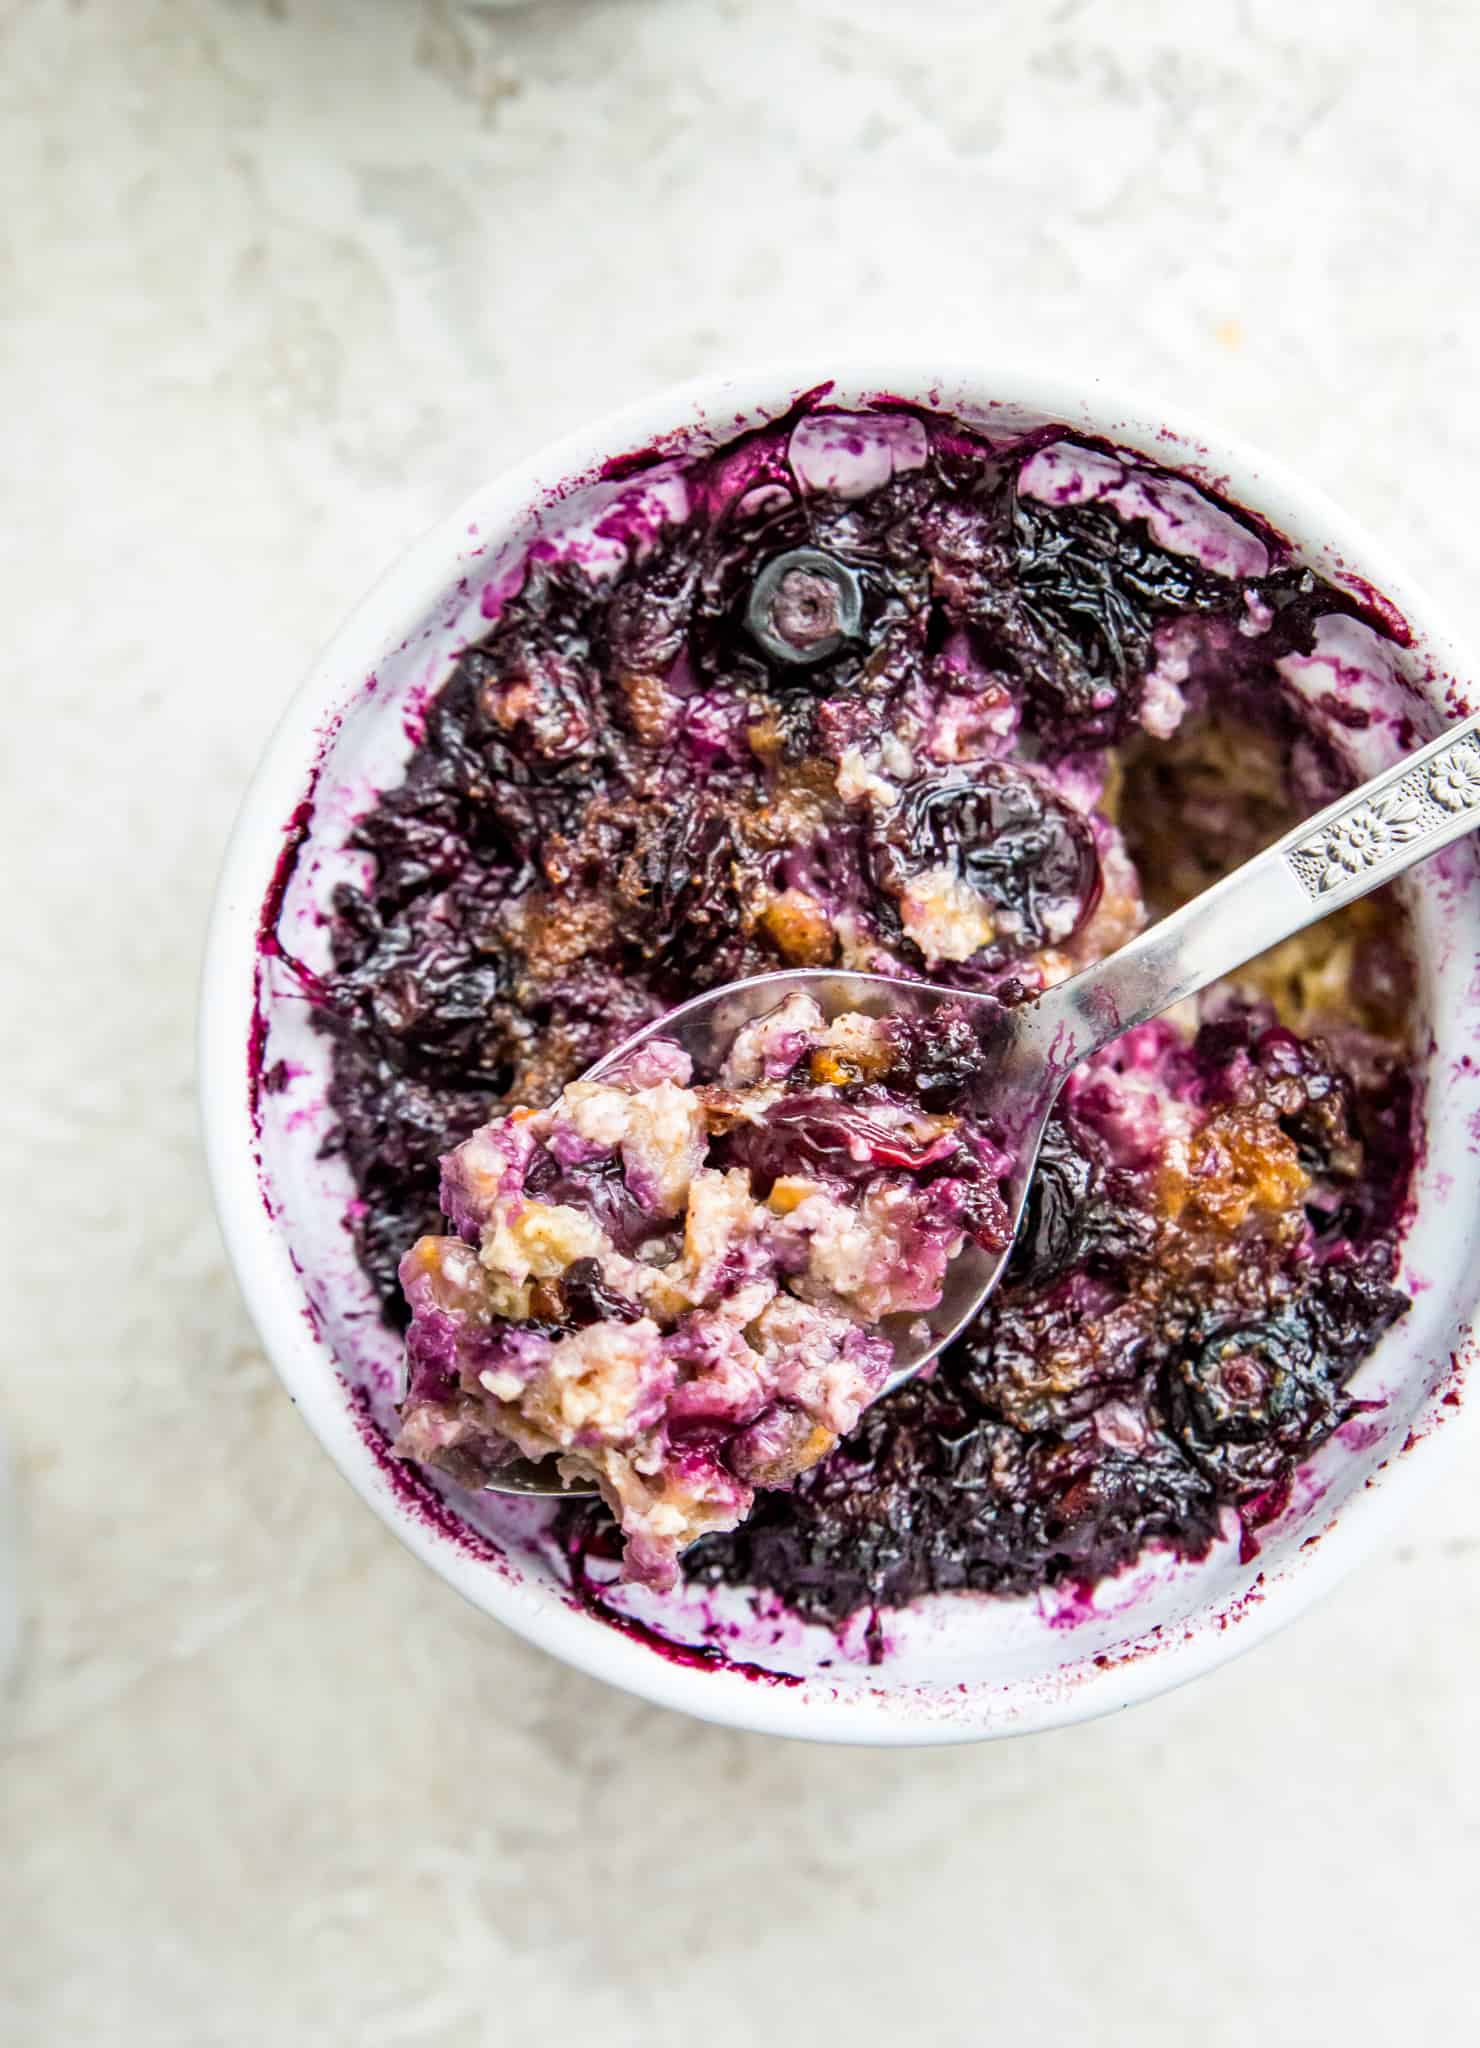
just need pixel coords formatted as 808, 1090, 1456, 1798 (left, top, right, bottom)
1428, 741, 1480, 812
1300, 788, 1424, 890
1287, 733, 1480, 899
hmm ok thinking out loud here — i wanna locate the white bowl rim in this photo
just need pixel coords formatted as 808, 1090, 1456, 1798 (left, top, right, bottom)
199, 353, 1480, 1745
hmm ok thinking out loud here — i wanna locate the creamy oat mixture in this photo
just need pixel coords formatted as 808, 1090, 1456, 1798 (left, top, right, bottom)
395, 998, 1011, 1586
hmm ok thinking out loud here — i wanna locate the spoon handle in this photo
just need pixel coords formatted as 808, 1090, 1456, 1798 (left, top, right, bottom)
1032, 707, 1480, 1069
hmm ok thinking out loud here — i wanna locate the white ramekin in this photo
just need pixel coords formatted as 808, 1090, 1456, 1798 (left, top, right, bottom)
200, 360, 1480, 1745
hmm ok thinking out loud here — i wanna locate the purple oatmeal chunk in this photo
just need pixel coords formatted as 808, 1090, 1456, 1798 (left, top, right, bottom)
393, 1000, 1012, 1589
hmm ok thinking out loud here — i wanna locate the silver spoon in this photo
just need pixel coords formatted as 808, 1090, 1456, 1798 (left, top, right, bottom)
480, 706, 1480, 1495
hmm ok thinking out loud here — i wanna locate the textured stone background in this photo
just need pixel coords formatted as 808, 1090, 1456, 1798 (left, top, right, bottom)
3, 2, 1478, 2042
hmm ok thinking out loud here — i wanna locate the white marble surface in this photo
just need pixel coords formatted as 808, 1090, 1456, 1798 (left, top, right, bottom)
3, 1, 1479, 2041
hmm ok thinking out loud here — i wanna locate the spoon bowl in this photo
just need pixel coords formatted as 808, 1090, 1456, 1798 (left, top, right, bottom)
476, 968, 1048, 1496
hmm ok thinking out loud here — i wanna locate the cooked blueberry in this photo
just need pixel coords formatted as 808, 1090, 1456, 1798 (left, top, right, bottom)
979, 492, 1239, 747
617, 795, 751, 982
1165, 1314, 1346, 1490
558, 1257, 646, 1328
871, 765, 1101, 954
523, 1150, 669, 1258
882, 1003, 992, 1109
720, 1090, 962, 1189
746, 548, 865, 666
